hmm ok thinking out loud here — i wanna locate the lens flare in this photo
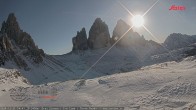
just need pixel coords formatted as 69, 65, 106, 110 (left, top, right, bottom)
131, 15, 144, 28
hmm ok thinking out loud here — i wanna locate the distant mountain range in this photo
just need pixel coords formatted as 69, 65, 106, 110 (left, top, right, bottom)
71, 15, 196, 62
0, 13, 196, 84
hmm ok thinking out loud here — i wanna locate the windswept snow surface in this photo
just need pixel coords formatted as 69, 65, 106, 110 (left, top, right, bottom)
0, 57, 196, 110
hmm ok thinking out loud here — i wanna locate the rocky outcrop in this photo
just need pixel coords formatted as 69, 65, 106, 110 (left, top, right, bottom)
111, 19, 147, 47
0, 34, 13, 52
111, 19, 131, 45
88, 18, 110, 49
1, 13, 20, 41
72, 18, 111, 51
72, 28, 88, 51
17, 32, 36, 49
0, 13, 45, 69
164, 33, 196, 50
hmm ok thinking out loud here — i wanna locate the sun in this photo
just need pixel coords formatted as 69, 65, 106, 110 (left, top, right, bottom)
131, 15, 144, 28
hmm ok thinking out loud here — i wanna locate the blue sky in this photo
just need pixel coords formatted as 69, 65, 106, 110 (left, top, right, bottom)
0, 0, 196, 55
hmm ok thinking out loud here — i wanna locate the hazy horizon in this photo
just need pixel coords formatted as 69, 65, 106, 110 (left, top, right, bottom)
0, 0, 196, 55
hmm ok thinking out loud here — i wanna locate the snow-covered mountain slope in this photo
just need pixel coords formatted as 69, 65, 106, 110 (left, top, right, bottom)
5, 43, 193, 85
0, 68, 29, 92
0, 46, 141, 85
0, 56, 196, 110
1, 50, 108, 85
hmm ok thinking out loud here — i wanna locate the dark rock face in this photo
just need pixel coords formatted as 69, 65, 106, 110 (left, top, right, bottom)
185, 45, 196, 57
0, 13, 45, 69
72, 28, 88, 51
0, 34, 13, 65
17, 32, 36, 49
112, 19, 147, 47
1, 13, 20, 41
88, 18, 110, 49
111, 19, 130, 45
0, 34, 13, 52
164, 33, 196, 50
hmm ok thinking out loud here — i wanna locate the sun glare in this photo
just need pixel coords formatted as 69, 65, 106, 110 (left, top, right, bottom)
131, 15, 144, 28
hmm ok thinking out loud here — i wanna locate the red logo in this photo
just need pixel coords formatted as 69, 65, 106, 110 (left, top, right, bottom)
41, 95, 56, 99
169, 5, 186, 11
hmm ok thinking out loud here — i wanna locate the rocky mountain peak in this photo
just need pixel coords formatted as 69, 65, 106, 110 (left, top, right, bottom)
88, 18, 110, 49
0, 13, 45, 69
72, 27, 88, 51
94, 18, 102, 24
6, 13, 18, 24
112, 20, 129, 43
112, 19, 140, 46
117, 19, 129, 28
1, 13, 20, 40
